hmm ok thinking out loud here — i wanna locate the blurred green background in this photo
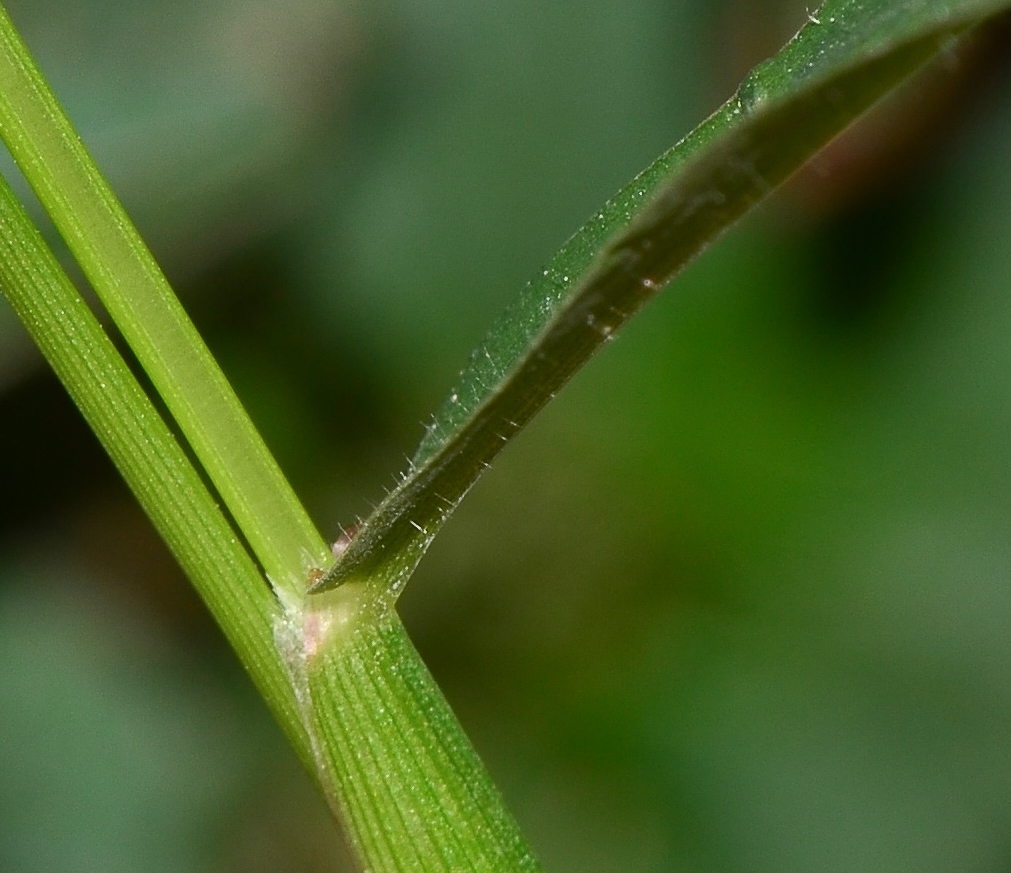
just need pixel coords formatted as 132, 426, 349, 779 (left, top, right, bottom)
2, 1, 1011, 871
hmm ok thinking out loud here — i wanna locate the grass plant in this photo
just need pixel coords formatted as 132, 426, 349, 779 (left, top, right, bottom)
2, 1, 1009, 870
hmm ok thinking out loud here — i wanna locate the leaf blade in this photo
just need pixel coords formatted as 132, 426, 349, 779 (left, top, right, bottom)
312, 0, 1011, 597
0, 4, 330, 595
0, 170, 316, 771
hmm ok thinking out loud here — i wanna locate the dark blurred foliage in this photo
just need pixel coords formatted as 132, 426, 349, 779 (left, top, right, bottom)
2, 1, 1011, 871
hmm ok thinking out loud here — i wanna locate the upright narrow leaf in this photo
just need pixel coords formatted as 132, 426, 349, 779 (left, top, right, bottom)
0, 4, 330, 595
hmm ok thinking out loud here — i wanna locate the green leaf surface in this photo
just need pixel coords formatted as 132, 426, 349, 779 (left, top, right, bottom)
0, 3, 330, 596
0, 171, 315, 770
312, 0, 1011, 598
